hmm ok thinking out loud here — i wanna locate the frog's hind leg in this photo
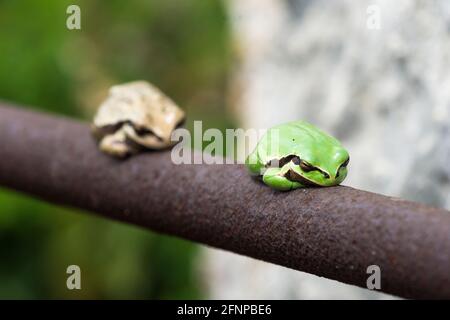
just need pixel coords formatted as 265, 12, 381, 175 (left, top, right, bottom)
245, 151, 264, 176
262, 167, 302, 191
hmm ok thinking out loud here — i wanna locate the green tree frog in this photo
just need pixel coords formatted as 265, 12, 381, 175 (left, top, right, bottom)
246, 121, 350, 191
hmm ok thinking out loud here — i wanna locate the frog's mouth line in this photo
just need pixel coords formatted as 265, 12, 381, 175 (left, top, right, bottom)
284, 169, 321, 187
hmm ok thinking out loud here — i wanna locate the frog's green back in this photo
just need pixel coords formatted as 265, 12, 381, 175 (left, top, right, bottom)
248, 121, 348, 177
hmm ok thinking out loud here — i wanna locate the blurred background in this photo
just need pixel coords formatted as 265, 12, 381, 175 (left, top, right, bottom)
0, 0, 231, 299
1, 0, 449, 299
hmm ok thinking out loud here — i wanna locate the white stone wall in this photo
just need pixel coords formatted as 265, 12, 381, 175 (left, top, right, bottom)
201, 0, 450, 299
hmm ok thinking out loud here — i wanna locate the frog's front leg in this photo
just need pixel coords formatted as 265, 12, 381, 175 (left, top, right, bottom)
99, 126, 138, 158
262, 166, 302, 191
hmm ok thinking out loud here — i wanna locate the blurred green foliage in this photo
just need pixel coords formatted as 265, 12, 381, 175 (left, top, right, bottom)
0, 0, 231, 298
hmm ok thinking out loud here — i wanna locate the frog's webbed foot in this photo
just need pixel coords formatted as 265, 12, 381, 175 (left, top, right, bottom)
262, 167, 302, 191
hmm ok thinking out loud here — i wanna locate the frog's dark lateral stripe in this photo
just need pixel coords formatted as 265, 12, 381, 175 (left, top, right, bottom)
266, 155, 296, 168
266, 154, 303, 168
98, 120, 165, 142
285, 169, 321, 187
268, 154, 328, 184
278, 155, 299, 167
94, 121, 124, 136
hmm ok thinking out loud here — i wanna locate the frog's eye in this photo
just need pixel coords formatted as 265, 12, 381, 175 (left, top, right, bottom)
336, 157, 350, 178
299, 161, 314, 172
341, 157, 350, 168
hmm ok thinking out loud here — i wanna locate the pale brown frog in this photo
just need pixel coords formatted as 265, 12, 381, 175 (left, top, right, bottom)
92, 81, 185, 158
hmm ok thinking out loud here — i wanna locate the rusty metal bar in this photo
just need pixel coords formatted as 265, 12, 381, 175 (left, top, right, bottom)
0, 102, 449, 299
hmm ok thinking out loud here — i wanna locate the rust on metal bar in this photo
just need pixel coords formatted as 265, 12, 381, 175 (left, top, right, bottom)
0, 102, 449, 299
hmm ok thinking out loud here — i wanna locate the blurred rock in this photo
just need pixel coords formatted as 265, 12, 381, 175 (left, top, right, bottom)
202, 0, 450, 299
